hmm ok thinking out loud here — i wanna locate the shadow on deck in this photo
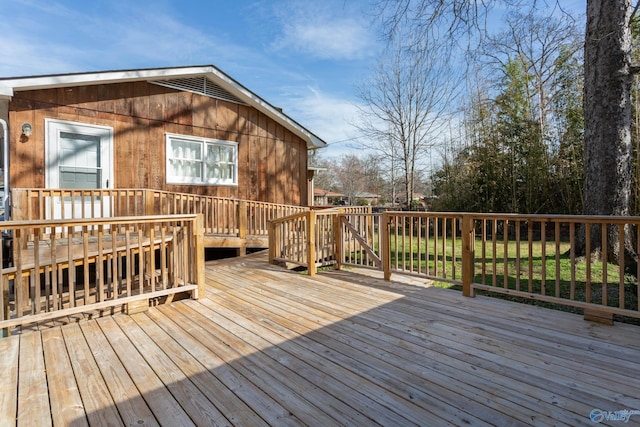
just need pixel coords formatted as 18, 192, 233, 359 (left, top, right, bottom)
2, 252, 640, 426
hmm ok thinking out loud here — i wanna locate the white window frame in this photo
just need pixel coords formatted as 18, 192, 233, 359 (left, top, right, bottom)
165, 133, 238, 186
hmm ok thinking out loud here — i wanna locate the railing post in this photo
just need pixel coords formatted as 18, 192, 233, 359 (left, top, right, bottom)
142, 190, 155, 238
307, 210, 317, 276
462, 214, 476, 297
333, 213, 342, 270
144, 189, 156, 216
11, 189, 26, 221
268, 220, 277, 265
237, 200, 248, 256
193, 214, 205, 300
382, 211, 391, 281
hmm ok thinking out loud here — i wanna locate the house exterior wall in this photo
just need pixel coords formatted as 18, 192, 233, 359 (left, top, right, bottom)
8, 81, 307, 206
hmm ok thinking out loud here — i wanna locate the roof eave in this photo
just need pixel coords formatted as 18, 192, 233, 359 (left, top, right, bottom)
0, 65, 328, 149
0, 86, 13, 99
197, 67, 327, 150
0, 66, 215, 91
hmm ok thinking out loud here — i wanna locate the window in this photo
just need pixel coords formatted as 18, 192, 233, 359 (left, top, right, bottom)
166, 134, 238, 185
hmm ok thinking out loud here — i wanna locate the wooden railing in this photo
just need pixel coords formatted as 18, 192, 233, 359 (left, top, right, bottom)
268, 210, 337, 275
11, 188, 148, 219
269, 212, 310, 270
458, 213, 640, 321
268, 207, 369, 275
337, 213, 383, 270
269, 211, 640, 321
380, 212, 464, 284
245, 200, 311, 236
0, 214, 204, 330
11, 188, 308, 238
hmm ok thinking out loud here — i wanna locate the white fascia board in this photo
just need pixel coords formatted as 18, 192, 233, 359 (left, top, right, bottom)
0, 86, 13, 99
1, 65, 328, 149
0, 66, 214, 91
201, 68, 327, 150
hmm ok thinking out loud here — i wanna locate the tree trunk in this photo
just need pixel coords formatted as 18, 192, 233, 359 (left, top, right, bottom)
581, 0, 637, 269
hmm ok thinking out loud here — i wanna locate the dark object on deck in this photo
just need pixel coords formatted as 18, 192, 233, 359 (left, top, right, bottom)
2, 229, 12, 268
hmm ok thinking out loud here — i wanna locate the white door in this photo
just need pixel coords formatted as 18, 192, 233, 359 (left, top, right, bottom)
45, 119, 114, 220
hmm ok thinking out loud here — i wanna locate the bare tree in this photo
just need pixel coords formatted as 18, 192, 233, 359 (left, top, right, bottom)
374, 0, 528, 57
357, 134, 403, 205
375, 0, 640, 267
335, 154, 366, 205
481, 10, 582, 145
355, 39, 456, 209
308, 153, 339, 193
360, 153, 387, 203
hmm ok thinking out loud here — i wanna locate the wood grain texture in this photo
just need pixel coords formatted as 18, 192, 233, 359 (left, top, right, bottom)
10, 82, 309, 206
41, 327, 87, 426
3, 252, 639, 426
95, 316, 195, 427
61, 322, 123, 426
0, 335, 19, 424
17, 331, 51, 427
80, 320, 158, 426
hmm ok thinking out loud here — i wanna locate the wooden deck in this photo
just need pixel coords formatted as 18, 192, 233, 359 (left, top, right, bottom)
2, 252, 640, 426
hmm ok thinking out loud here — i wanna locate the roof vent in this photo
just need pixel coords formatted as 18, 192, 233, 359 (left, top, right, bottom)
150, 76, 247, 105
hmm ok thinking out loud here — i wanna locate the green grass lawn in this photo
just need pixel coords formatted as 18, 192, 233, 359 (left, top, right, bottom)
345, 234, 639, 316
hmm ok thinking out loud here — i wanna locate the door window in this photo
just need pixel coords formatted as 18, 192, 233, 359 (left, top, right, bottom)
58, 132, 101, 189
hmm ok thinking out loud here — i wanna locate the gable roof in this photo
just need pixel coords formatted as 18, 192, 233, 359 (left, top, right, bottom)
0, 65, 327, 150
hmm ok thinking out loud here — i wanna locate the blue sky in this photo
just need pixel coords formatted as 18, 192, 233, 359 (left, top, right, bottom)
0, 0, 585, 159
0, 0, 381, 157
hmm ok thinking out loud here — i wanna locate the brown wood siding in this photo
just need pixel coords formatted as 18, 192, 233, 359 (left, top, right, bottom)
8, 81, 309, 206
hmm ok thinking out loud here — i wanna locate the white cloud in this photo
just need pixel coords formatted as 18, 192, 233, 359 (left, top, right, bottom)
270, 1, 378, 61
0, 1, 94, 75
0, 34, 84, 76
281, 86, 366, 158
0, 0, 374, 163
274, 19, 376, 60
0, 0, 263, 75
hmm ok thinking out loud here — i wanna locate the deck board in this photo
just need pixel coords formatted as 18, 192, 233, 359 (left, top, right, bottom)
61, 322, 123, 426
17, 331, 51, 427
41, 327, 87, 426
80, 320, 158, 426
128, 312, 266, 427
195, 290, 474, 426
207, 270, 551, 425
249, 285, 555, 423
180, 299, 428, 427
145, 307, 299, 426
0, 335, 19, 424
294, 272, 640, 399
95, 316, 196, 427
169, 302, 344, 425
113, 315, 230, 427
2, 252, 640, 426
291, 272, 630, 424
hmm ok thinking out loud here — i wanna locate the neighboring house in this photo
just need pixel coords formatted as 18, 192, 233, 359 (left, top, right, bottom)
313, 188, 344, 206
0, 65, 326, 215
394, 193, 433, 210
313, 189, 381, 206
352, 191, 380, 206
